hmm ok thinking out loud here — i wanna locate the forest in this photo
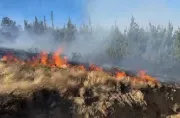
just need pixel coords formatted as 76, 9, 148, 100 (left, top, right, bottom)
0, 13, 180, 67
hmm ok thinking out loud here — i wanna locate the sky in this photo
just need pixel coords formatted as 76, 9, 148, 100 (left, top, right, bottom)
0, 0, 180, 30
0, 0, 86, 27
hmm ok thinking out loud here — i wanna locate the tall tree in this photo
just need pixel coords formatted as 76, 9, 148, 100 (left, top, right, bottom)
107, 25, 127, 61
24, 20, 33, 33
174, 28, 180, 61
0, 17, 20, 39
64, 17, 76, 41
32, 16, 45, 34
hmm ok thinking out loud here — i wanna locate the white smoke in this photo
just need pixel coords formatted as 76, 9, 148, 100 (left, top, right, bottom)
0, 0, 180, 81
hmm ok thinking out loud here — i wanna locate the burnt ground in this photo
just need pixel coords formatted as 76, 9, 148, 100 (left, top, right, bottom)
0, 62, 180, 118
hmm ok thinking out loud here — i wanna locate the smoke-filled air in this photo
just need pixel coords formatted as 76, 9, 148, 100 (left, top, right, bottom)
0, 0, 180, 82
2, 1, 180, 118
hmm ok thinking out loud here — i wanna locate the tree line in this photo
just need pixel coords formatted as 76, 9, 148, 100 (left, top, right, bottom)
0, 15, 180, 64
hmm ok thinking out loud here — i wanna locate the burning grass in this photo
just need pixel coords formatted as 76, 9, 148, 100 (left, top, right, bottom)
1, 48, 159, 86
0, 48, 179, 118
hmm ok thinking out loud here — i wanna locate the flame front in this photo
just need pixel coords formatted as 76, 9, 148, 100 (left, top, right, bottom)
0, 47, 158, 85
89, 64, 103, 71
52, 48, 66, 67
40, 51, 48, 65
138, 70, 157, 83
116, 71, 126, 80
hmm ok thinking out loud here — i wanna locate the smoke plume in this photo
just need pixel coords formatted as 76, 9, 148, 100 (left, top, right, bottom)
0, 0, 180, 82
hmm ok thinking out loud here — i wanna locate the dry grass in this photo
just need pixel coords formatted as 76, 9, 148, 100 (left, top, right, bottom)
0, 61, 121, 93
0, 61, 179, 118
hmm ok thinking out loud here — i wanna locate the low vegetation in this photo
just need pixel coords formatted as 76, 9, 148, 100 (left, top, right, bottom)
0, 61, 179, 118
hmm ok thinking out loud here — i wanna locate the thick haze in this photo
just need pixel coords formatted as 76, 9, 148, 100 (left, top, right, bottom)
0, 32, 58, 52
85, 0, 180, 81
0, 0, 180, 81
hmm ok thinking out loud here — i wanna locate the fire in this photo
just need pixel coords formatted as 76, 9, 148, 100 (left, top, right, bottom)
115, 70, 158, 84
1, 56, 7, 61
1, 48, 67, 68
1, 54, 20, 63
32, 56, 39, 66
89, 64, 103, 71
0, 47, 158, 85
52, 48, 67, 68
116, 71, 126, 80
77, 65, 86, 70
40, 51, 48, 65
138, 70, 157, 83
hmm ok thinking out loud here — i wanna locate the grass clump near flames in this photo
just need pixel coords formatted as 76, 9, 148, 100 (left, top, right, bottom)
1, 48, 159, 87
2, 48, 180, 118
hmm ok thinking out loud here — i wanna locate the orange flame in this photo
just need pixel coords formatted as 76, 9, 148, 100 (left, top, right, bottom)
52, 48, 67, 68
116, 71, 126, 80
0, 48, 158, 85
2, 55, 7, 61
40, 51, 48, 65
78, 65, 86, 70
138, 70, 157, 83
89, 64, 103, 71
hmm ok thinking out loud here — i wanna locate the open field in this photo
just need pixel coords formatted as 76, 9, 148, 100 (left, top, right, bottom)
0, 61, 180, 118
